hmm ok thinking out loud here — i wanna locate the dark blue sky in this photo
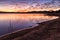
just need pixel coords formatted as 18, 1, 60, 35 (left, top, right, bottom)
0, 0, 53, 4
0, 0, 60, 4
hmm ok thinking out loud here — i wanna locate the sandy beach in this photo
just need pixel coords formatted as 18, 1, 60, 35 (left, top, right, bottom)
0, 16, 60, 40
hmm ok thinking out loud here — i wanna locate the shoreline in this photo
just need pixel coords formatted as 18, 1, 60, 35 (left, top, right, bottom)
0, 17, 59, 40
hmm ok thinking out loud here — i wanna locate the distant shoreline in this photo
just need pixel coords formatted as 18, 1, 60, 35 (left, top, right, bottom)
0, 10, 60, 13
0, 12, 60, 17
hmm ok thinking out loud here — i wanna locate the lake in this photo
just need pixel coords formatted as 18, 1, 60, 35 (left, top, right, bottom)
0, 13, 58, 36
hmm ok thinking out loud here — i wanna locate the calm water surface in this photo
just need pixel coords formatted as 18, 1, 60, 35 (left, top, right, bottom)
0, 13, 58, 36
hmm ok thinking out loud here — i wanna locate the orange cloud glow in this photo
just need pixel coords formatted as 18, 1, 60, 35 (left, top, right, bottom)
0, 3, 60, 12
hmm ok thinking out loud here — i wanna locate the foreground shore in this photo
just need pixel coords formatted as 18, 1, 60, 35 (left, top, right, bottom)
0, 17, 60, 40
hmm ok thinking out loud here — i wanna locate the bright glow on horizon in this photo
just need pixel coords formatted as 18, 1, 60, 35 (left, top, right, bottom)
0, 0, 60, 12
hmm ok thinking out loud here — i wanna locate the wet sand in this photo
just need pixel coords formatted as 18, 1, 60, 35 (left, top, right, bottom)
0, 17, 60, 40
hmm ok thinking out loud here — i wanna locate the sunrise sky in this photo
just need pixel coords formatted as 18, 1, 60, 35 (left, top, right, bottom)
0, 0, 60, 12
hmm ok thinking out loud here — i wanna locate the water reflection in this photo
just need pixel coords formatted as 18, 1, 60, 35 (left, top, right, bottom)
0, 14, 58, 36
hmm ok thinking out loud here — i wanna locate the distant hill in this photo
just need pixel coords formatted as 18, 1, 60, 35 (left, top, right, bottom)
27, 10, 60, 16
0, 10, 60, 16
